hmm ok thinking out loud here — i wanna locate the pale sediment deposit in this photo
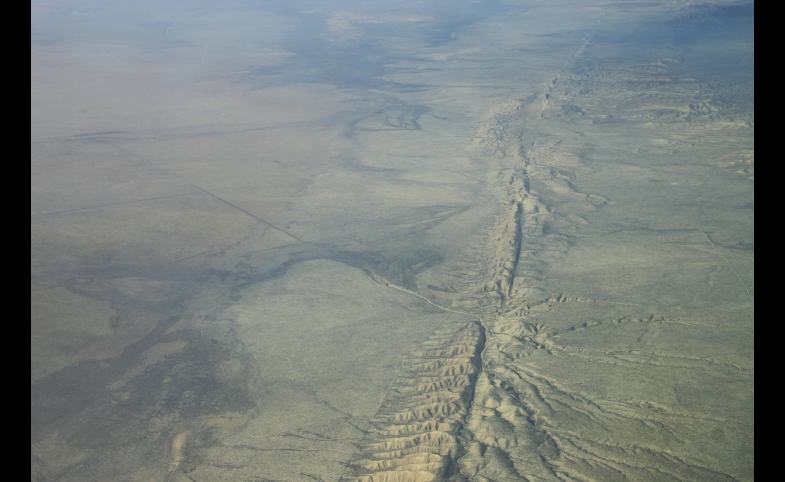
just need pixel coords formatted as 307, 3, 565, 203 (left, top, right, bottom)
352, 319, 484, 480
32, 2, 752, 481
351, 17, 753, 479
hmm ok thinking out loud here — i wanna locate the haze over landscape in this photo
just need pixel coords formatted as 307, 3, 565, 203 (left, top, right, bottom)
32, 1, 753, 481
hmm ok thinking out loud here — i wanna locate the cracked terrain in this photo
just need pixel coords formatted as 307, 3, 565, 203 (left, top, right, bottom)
32, 1, 753, 481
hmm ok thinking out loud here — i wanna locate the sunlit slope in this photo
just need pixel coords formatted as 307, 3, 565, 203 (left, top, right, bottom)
353, 319, 483, 481
31, 2, 752, 481
352, 15, 753, 482
467, 36, 753, 482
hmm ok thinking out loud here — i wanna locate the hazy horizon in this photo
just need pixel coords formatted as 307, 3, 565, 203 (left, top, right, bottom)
32, 1, 753, 480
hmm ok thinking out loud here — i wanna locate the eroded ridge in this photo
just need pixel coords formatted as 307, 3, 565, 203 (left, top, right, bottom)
468, 91, 593, 314
483, 201, 522, 303
459, 314, 746, 482
454, 30, 753, 481
352, 23, 752, 482
350, 320, 486, 481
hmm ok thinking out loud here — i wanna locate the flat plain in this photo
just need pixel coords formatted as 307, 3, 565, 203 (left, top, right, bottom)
32, 1, 753, 481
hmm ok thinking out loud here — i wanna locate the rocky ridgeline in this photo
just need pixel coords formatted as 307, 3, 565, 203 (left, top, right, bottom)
350, 320, 485, 481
